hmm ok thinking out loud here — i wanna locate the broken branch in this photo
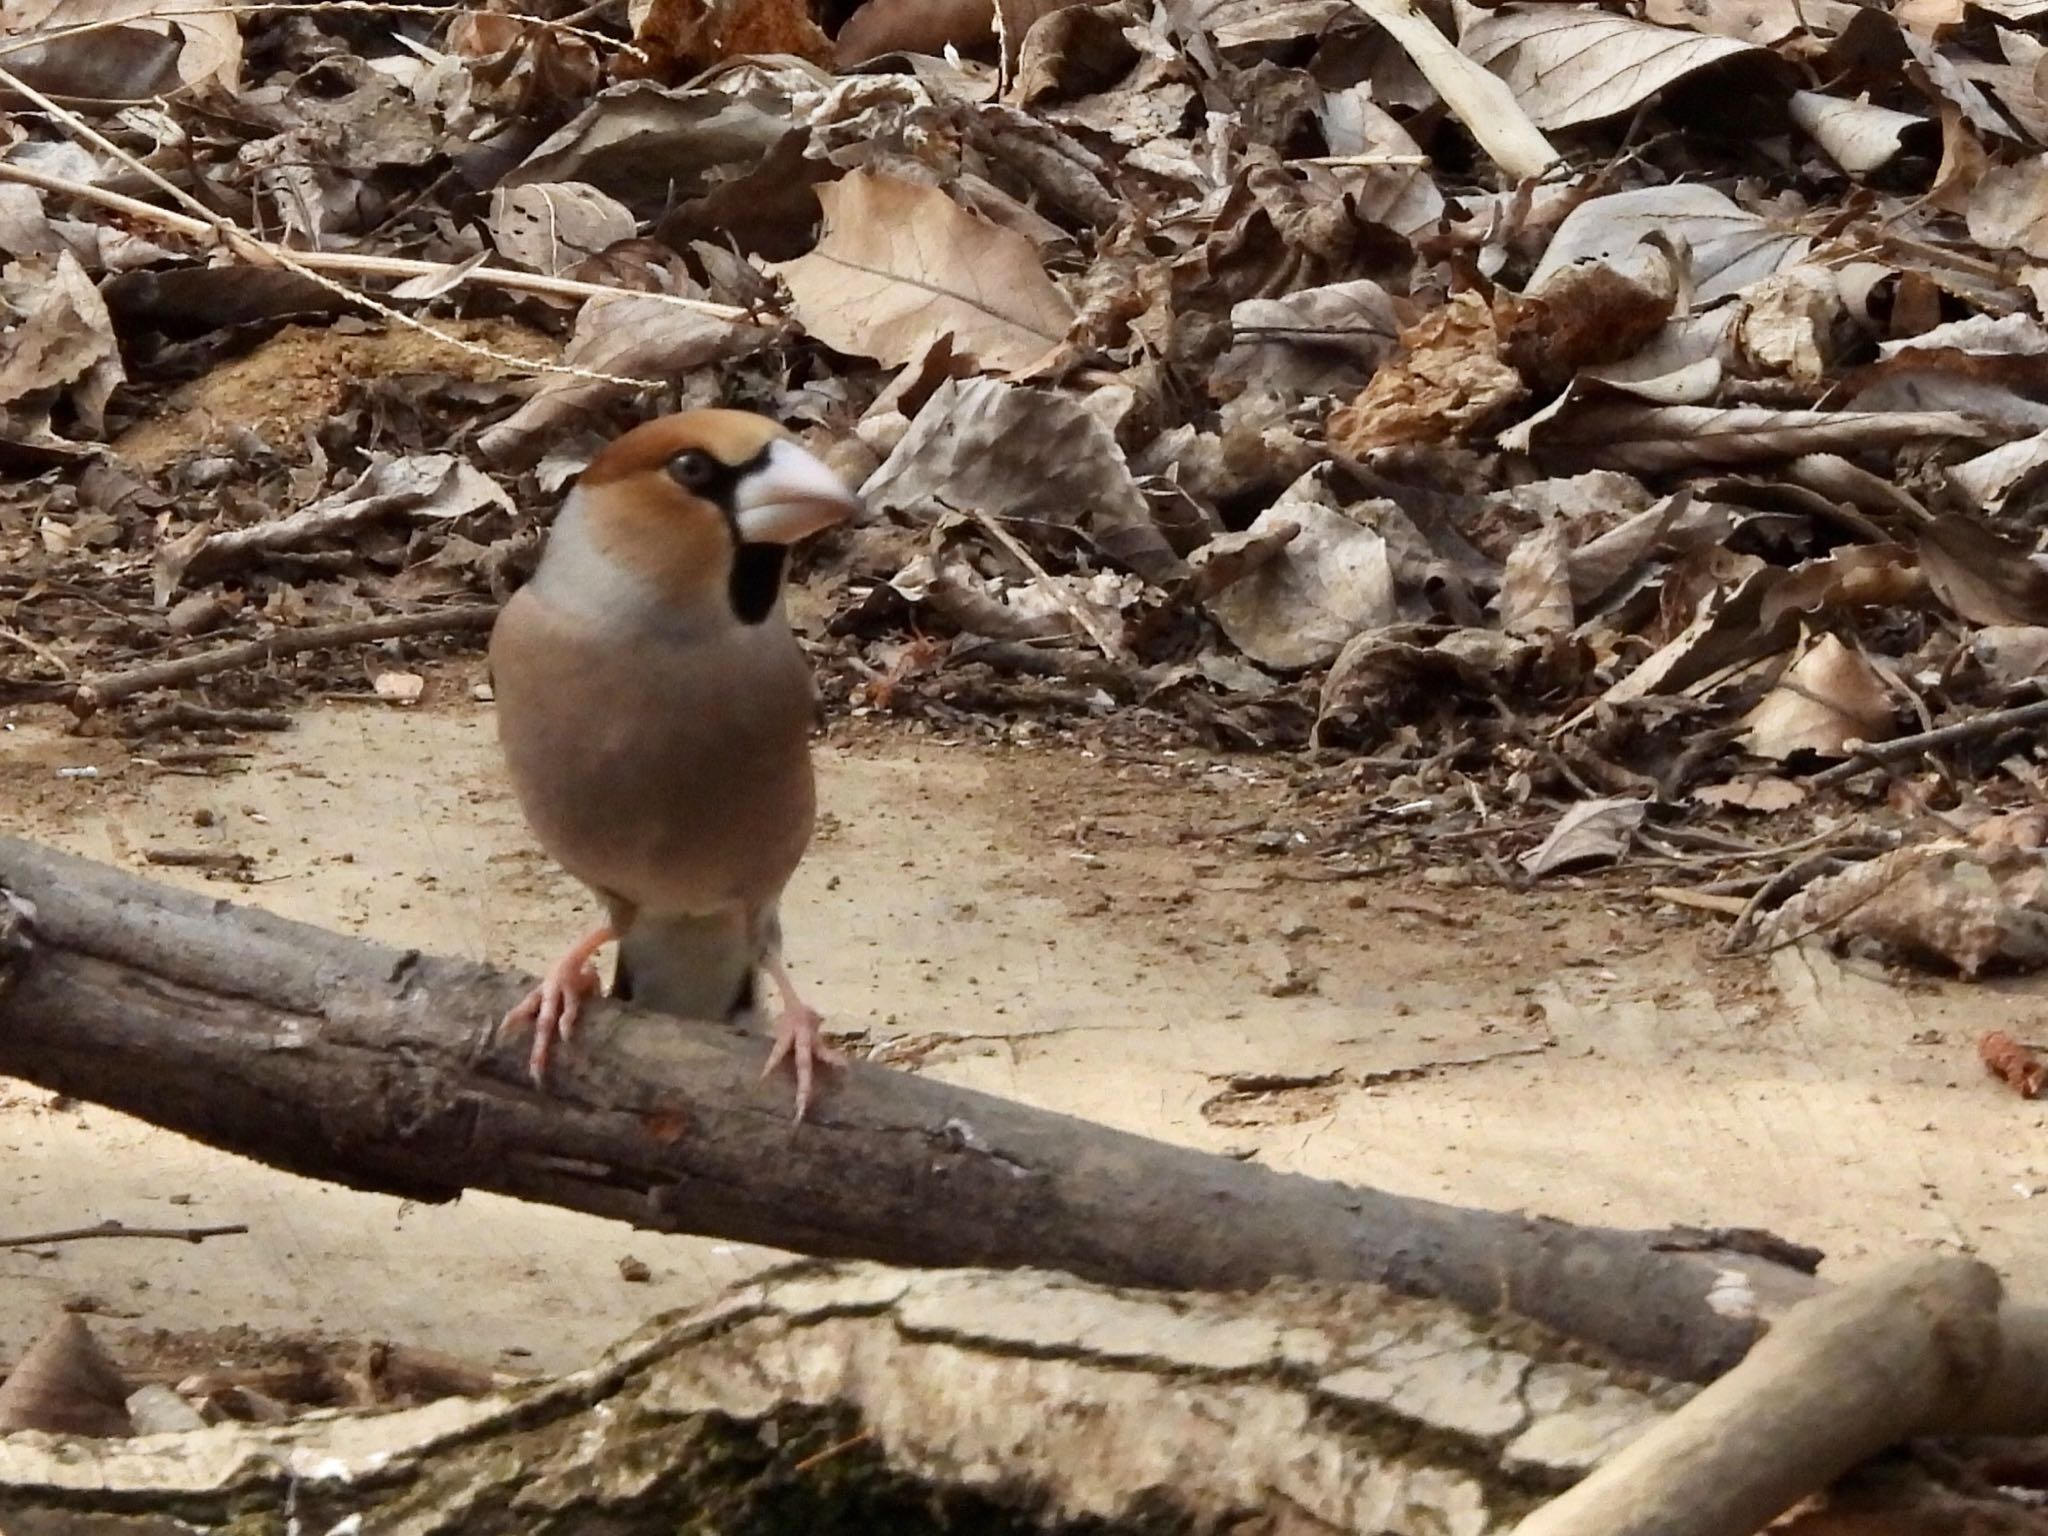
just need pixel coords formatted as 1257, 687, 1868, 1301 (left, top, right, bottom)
1511, 1255, 2048, 1536
0, 833, 1810, 1385
1808, 696, 2048, 788
68, 605, 498, 718
0, 1220, 248, 1250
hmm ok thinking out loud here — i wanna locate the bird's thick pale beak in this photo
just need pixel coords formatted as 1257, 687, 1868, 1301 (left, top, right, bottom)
733, 439, 863, 545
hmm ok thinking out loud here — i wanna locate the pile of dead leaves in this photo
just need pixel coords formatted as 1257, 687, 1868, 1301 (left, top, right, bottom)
7, 0, 2048, 963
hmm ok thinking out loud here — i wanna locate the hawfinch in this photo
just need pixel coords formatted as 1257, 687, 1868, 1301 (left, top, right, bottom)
489, 409, 861, 1120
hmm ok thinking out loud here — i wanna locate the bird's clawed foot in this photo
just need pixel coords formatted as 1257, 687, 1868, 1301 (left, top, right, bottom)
497, 924, 614, 1087
762, 1000, 844, 1123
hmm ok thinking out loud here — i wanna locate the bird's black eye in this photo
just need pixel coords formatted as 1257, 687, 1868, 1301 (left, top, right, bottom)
669, 450, 719, 493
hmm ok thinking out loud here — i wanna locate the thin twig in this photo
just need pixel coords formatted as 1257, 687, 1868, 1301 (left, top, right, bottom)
71, 606, 498, 718
144, 849, 255, 870
0, 67, 730, 390
0, 162, 742, 326
0, 1220, 248, 1249
789, 1428, 876, 1474
958, 505, 1135, 664
1808, 697, 2048, 789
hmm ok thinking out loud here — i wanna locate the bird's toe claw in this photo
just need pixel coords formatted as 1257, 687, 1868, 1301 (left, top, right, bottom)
763, 1006, 840, 1123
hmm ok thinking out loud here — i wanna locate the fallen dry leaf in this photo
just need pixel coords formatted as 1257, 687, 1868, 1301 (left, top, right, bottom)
1502, 395, 1989, 473
1692, 774, 1811, 812
1499, 522, 1574, 636
1918, 514, 2048, 626
862, 376, 1182, 583
0, 250, 124, 442
773, 171, 1075, 375
1971, 625, 2048, 690
1967, 155, 2048, 260
1520, 797, 1650, 877
1741, 632, 1896, 761
159, 455, 513, 595
4, 0, 242, 95
1790, 90, 1934, 177
1528, 185, 1809, 306
476, 297, 774, 466
488, 183, 638, 277
836, 0, 995, 67
1970, 806, 2048, 852
1195, 482, 1398, 670
1758, 545, 1924, 631
1462, 5, 1774, 130
0, 1314, 130, 1437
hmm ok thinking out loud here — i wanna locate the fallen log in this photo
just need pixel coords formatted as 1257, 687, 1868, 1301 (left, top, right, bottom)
0, 1261, 2041, 1536
0, 1261, 1695, 1533
0, 834, 1803, 1383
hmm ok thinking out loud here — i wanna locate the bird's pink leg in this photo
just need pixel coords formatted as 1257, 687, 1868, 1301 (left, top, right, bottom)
499, 923, 614, 1086
760, 954, 844, 1123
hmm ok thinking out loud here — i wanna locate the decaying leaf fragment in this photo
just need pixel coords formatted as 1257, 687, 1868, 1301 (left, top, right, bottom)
1326, 291, 1525, 455
1757, 545, 1923, 631
0, 1314, 130, 1437
1520, 797, 1650, 877
836, 0, 995, 67
1971, 625, 2048, 691
1981, 1030, 2047, 1098
3, 0, 243, 97
1498, 522, 1574, 636
1760, 844, 2048, 976
1692, 775, 1810, 812
1506, 247, 1680, 392
620, 0, 832, 78
488, 183, 638, 277
157, 456, 516, 594
1502, 394, 1988, 473
1740, 633, 1896, 761
773, 171, 1076, 375
1212, 280, 1408, 404
0, 250, 125, 444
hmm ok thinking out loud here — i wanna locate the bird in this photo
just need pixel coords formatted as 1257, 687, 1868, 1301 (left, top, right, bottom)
487, 408, 862, 1120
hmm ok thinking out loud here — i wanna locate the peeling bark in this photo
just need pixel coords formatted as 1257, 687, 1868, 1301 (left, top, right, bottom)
0, 835, 1814, 1382
0, 1261, 1697, 1535
0, 1263, 2038, 1536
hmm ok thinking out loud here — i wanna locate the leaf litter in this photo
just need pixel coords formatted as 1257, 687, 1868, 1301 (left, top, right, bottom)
5, 0, 2048, 1012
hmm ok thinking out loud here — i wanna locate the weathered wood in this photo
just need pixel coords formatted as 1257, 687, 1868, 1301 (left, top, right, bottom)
0, 834, 1816, 1382
1513, 1254, 2048, 1536
0, 1262, 2037, 1536
0, 1260, 1698, 1534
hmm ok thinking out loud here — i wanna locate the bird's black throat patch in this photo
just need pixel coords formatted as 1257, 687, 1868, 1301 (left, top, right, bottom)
728, 543, 788, 625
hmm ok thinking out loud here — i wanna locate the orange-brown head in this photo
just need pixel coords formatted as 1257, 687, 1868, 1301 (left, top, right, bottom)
560, 410, 862, 625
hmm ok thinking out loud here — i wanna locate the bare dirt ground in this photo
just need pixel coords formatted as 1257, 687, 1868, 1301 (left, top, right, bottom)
3, 684, 2044, 1376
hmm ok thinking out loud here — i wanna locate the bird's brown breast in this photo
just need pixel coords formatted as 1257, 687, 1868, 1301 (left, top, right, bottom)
489, 585, 818, 918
